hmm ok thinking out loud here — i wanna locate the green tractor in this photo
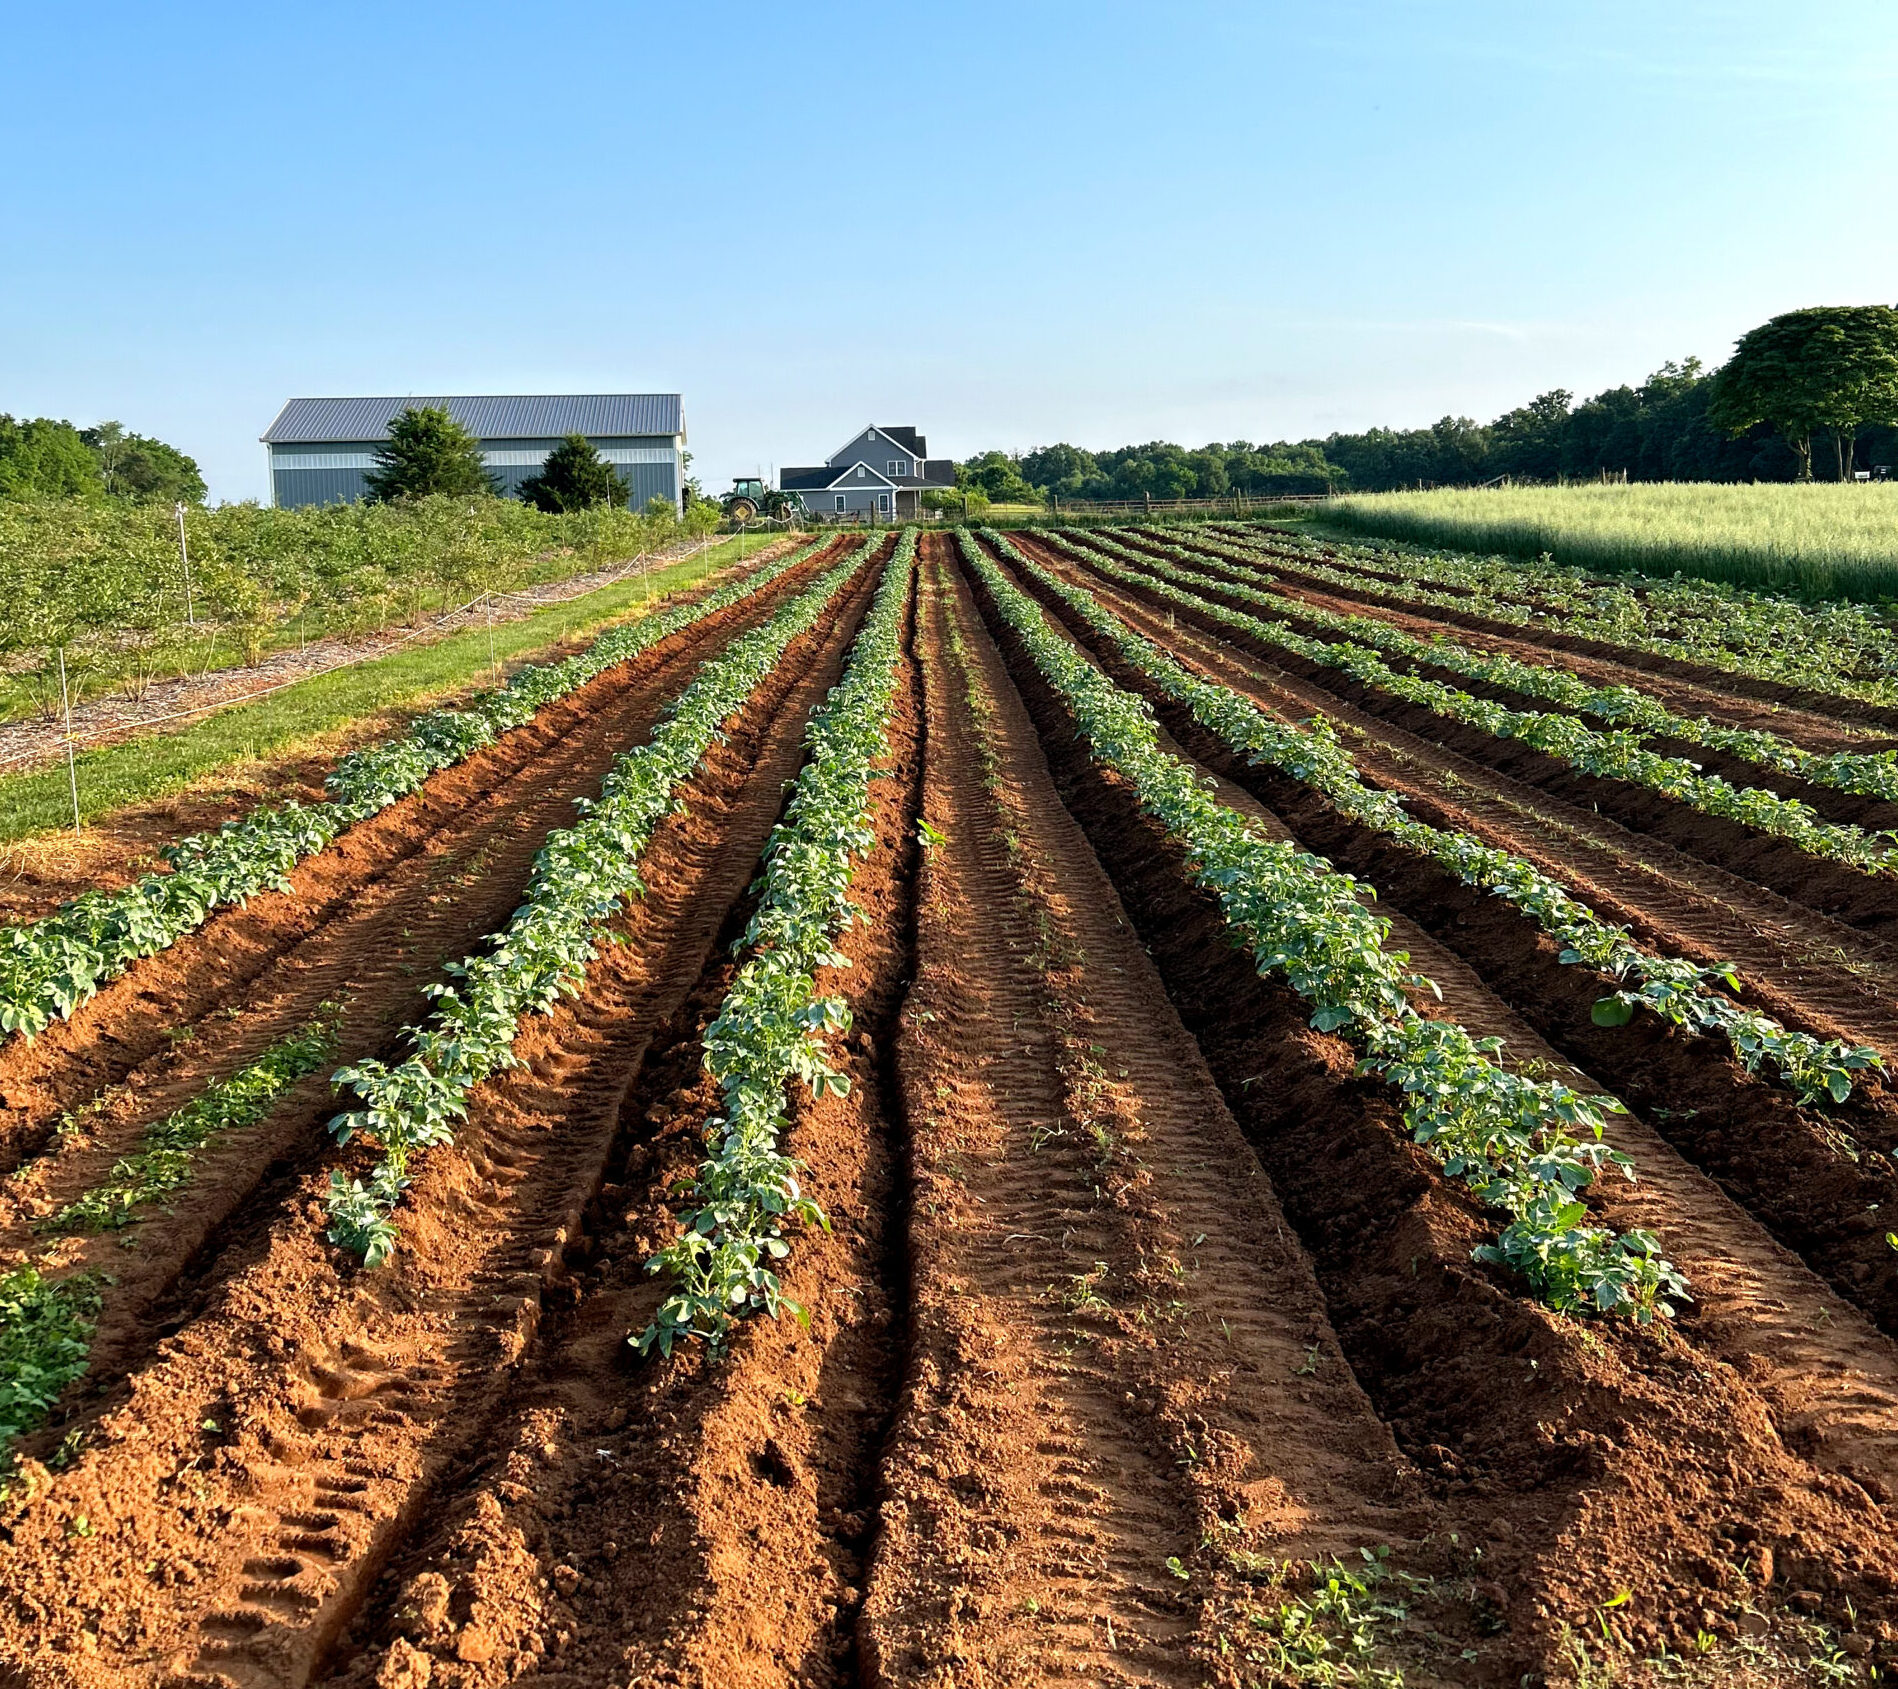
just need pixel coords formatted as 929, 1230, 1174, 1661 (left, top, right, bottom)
722, 476, 803, 522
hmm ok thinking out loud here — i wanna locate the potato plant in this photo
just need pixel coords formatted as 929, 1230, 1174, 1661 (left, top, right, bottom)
0, 539, 832, 1043
1204, 524, 1898, 704
638, 532, 915, 1356
1156, 530, 1898, 805
962, 531, 1686, 1321
1054, 531, 1898, 876
991, 531, 1881, 1108
324, 544, 874, 1264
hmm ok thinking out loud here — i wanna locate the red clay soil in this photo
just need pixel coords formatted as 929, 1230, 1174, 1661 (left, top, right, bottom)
1004, 537, 1898, 1337
0, 552, 884, 1689
1194, 527, 1898, 735
963, 538, 1898, 1678
311, 546, 929, 1689
1019, 537, 1898, 1075
0, 537, 810, 928
0, 539, 849, 1180
857, 547, 1466, 1686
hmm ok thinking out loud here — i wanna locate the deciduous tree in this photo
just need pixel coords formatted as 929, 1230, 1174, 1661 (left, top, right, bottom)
1708, 306, 1898, 480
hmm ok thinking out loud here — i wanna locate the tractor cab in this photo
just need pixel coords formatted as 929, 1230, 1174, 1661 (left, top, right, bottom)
724, 475, 800, 521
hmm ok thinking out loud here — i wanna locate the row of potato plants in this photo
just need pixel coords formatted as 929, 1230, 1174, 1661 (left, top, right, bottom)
1053, 532, 1898, 876
0, 1005, 346, 1459
324, 544, 874, 1265
1200, 524, 1898, 703
637, 534, 915, 1357
0, 538, 832, 1043
987, 532, 1882, 1107
1164, 530, 1898, 803
958, 531, 1686, 1321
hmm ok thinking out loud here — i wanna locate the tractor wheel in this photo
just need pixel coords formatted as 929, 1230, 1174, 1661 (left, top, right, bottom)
728, 498, 758, 522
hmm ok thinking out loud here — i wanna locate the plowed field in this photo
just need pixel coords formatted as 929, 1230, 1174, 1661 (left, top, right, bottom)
5, 527, 1898, 1688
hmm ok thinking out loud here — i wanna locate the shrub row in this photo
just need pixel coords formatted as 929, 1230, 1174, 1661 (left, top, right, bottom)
0, 538, 831, 1042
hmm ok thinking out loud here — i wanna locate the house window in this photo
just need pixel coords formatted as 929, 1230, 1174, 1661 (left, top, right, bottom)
876, 493, 891, 513
888, 460, 908, 477
835, 494, 847, 511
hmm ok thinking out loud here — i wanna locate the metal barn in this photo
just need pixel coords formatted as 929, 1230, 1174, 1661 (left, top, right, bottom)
260, 393, 686, 511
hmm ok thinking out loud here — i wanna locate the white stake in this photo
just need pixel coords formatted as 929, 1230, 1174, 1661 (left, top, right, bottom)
486, 596, 499, 683
175, 501, 196, 626
58, 646, 80, 834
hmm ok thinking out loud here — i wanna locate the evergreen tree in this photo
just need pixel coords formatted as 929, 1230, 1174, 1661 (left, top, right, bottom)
517, 432, 629, 512
363, 406, 497, 501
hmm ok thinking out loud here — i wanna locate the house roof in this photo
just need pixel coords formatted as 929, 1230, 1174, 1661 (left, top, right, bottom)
830, 424, 926, 465
262, 393, 685, 444
875, 425, 924, 456
781, 456, 957, 492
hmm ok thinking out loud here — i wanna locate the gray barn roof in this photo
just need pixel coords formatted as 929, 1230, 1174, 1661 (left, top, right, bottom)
262, 394, 684, 444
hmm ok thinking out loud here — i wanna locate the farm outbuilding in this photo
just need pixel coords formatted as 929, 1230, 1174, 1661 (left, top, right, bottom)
260, 393, 686, 511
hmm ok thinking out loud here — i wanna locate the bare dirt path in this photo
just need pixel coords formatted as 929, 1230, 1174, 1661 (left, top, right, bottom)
965, 535, 1898, 1677
879, 540, 1471, 1685
0, 551, 885, 1689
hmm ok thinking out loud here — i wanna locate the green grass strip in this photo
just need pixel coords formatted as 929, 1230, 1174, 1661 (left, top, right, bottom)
46, 1005, 344, 1234
0, 532, 776, 843
0, 1266, 102, 1452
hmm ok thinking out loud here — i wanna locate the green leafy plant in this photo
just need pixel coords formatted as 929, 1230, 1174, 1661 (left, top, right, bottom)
638, 533, 915, 1355
962, 530, 1685, 1320
324, 542, 877, 1261
1054, 529, 1898, 877
1004, 529, 1882, 1109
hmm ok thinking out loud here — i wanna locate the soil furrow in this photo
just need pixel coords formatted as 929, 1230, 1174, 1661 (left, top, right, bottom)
1060, 538, 1898, 935
1001, 539, 1898, 1338
1181, 537, 1893, 752
0, 553, 885, 1689
870, 539, 1473, 1686
1202, 529, 1898, 735
962, 536, 1898, 1673
310, 545, 928, 1689
0, 539, 847, 1175
1018, 536, 1898, 1065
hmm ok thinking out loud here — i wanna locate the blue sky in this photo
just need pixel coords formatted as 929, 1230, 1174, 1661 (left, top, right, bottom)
4, 0, 1893, 502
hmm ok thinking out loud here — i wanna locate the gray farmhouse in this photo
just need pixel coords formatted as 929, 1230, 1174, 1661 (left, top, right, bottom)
261, 394, 686, 511
779, 426, 955, 519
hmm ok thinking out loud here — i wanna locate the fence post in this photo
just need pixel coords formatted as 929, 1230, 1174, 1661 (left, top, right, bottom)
175, 502, 197, 626
58, 646, 81, 834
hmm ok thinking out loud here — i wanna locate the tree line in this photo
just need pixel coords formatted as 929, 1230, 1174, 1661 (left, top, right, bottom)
955, 304, 1898, 500
0, 415, 206, 503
